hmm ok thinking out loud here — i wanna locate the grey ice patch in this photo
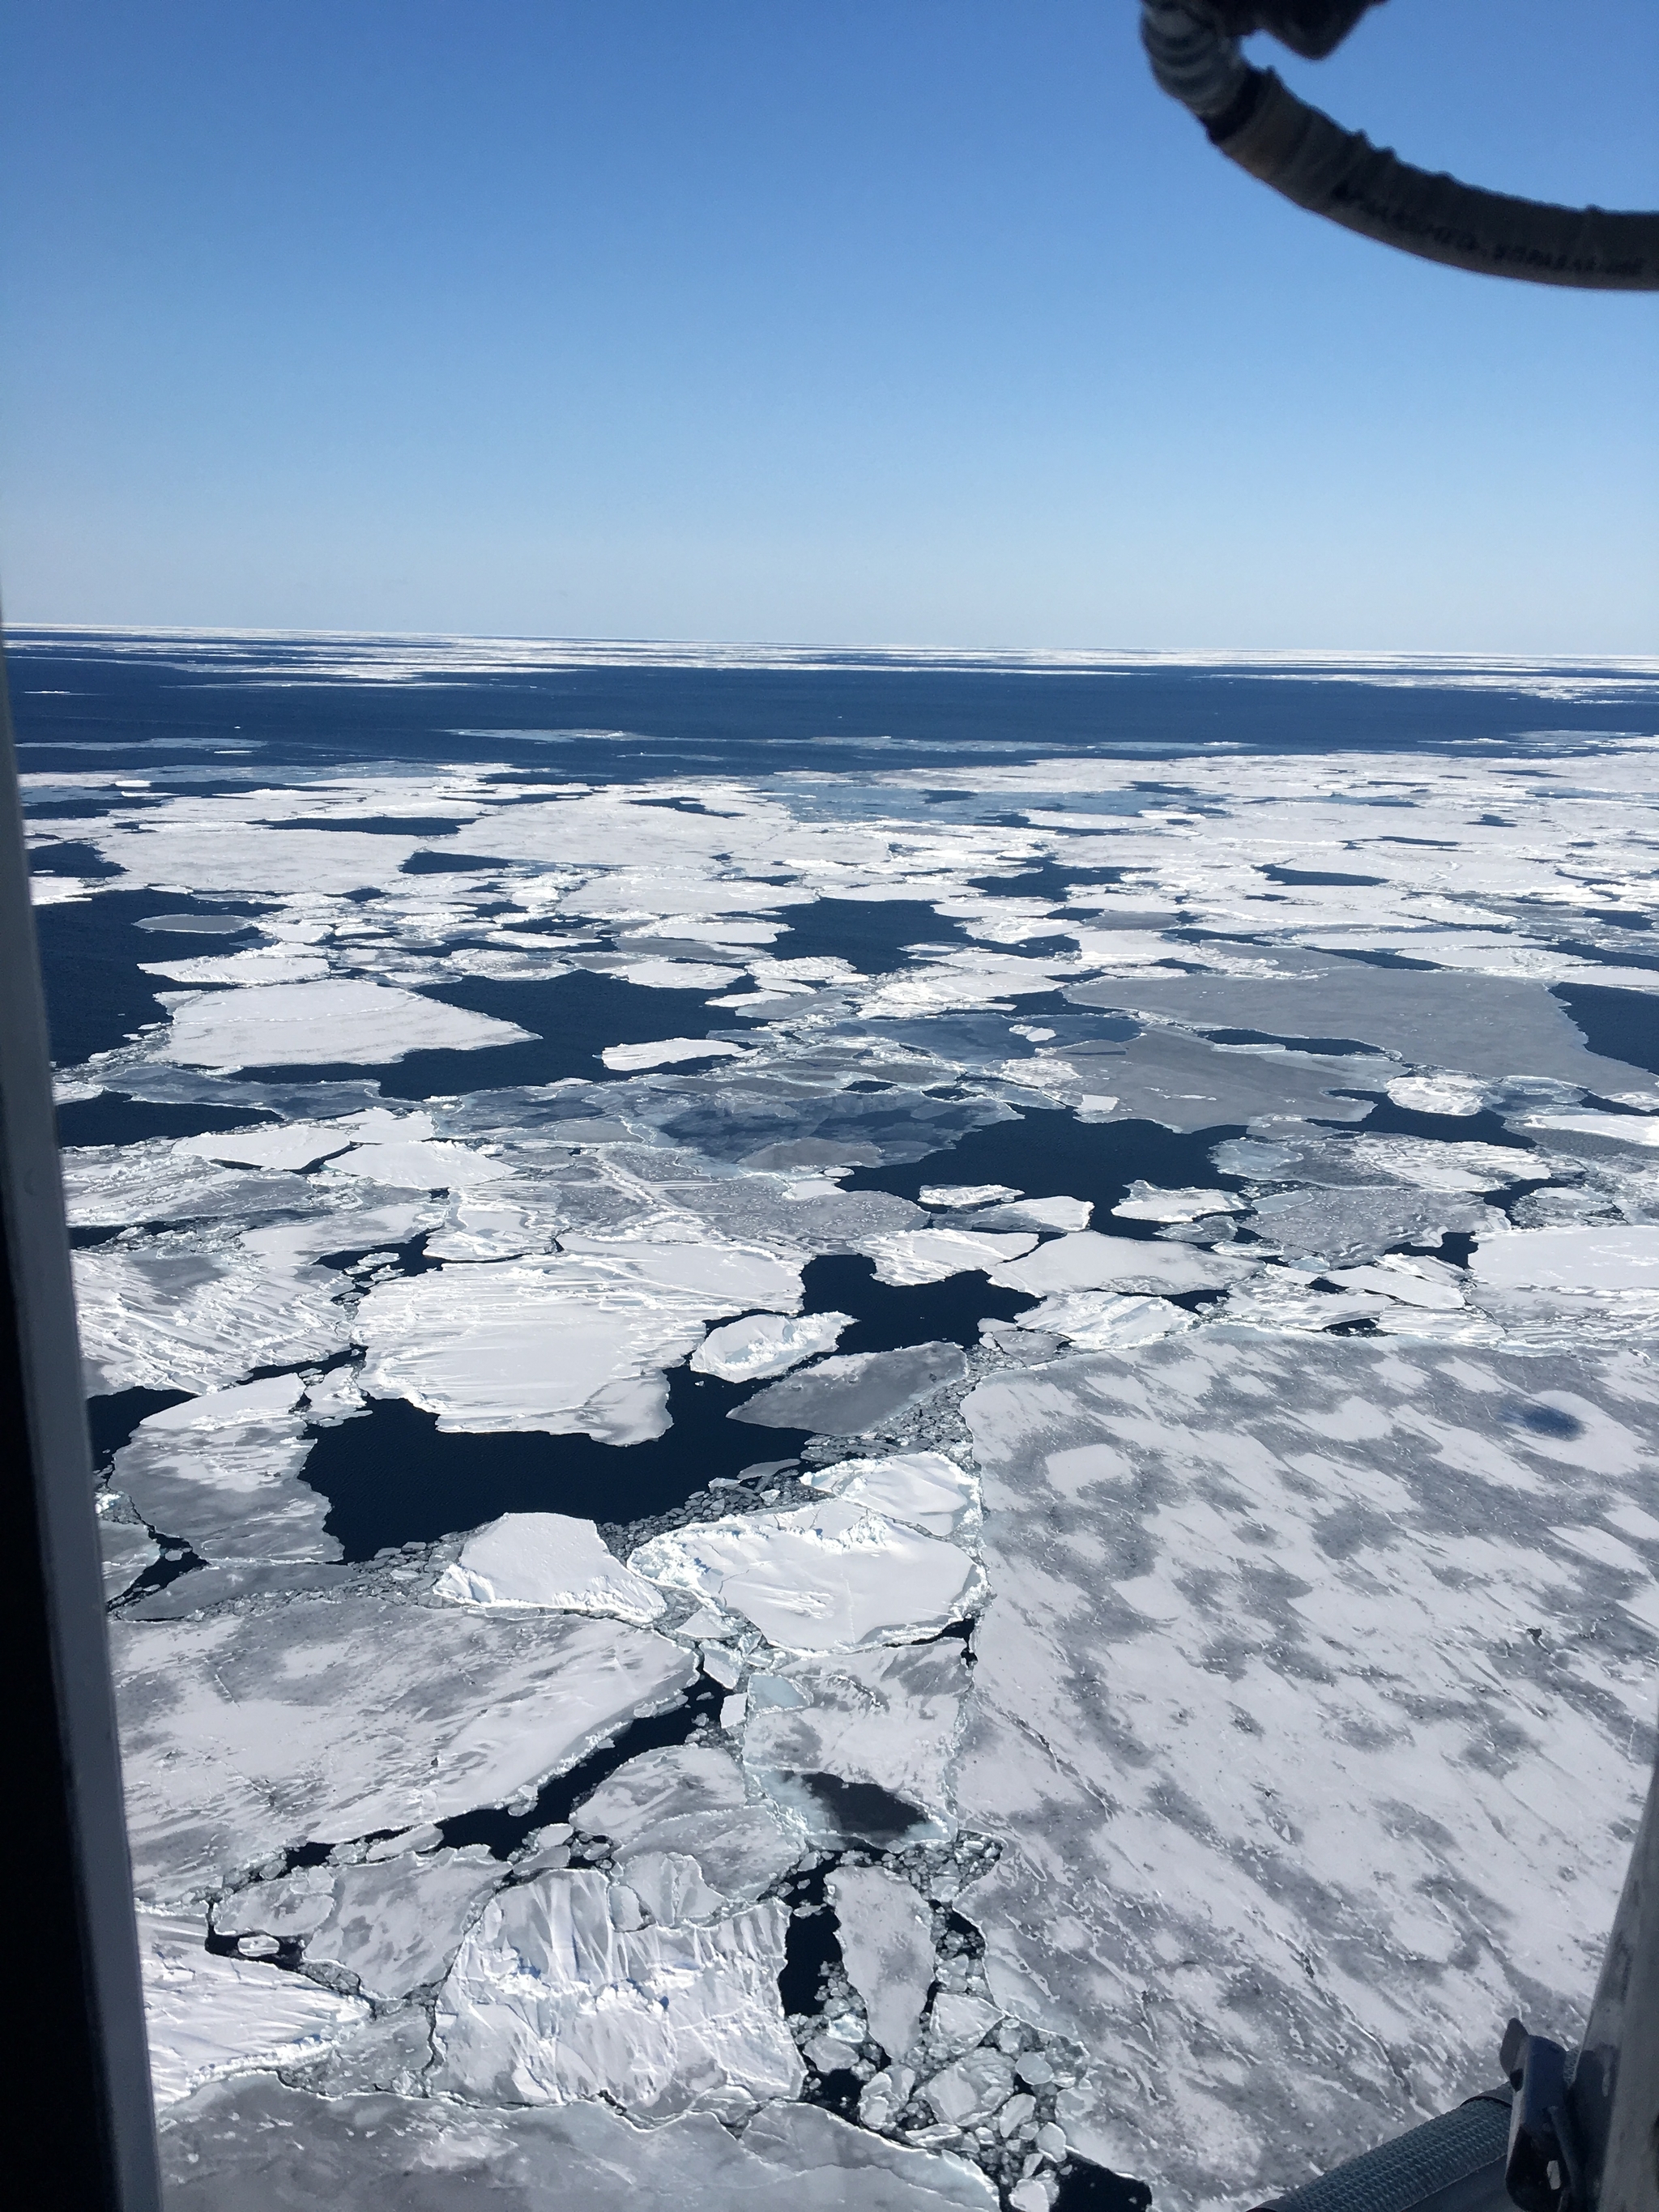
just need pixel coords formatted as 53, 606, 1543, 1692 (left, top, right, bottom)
1246, 1184, 1487, 1266
731, 1341, 969, 1434
157, 2077, 999, 2208
954, 1336, 1659, 2206
1047, 1024, 1381, 1132
1069, 970, 1646, 1092
112, 1375, 339, 1566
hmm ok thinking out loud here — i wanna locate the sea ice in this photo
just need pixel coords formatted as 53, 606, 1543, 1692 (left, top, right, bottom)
174, 1120, 360, 1171
602, 1038, 751, 1070
1111, 1184, 1247, 1225
828, 1862, 936, 2064
156, 978, 531, 1069
920, 1185, 1022, 1209
1386, 1074, 1487, 1116
691, 1309, 852, 1382
744, 1640, 970, 1843
140, 1908, 369, 2106
859, 1227, 1038, 1286
434, 1511, 664, 1624
629, 1497, 983, 1654
955, 1337, 1659, 2206
156, 2077, 999, 2208
114, 1596, 693, 1899
1470, 1224, 1659, 1293
215, 1848, 503, 2002
969, 1194, 1093, 1233
988, 1230, 1253, 1298
433, 1869, 801, 2120
112, 1374, 338, 1564
356, 1232, 804, 1441
569, 1741, 800, 1903
730, 1341, 969, 1434
75, 1227, 352, 1395
1009, 1291, 1196, 1351
804, 1450, 979, 1538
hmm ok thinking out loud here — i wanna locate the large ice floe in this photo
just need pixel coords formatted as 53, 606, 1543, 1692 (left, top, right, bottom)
25, 636, 1659, 2209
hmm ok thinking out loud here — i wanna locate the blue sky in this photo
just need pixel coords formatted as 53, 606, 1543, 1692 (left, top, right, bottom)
2, 1, 1654, 650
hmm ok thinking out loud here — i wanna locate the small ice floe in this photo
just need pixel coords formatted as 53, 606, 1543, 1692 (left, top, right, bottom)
1245, 1185, 1485, 1268
434, 1512, 664, 1625
859, 1228, 1038, 1286
1387, 1072, 1488, 1116
803, 1451, 979, 1539
570, 1741, 799, 1903
827, 1863, 936, 2065
920, 1185, 1022, 1209
969, 1194, 1093, 1233
690, 1310, 851, 1382
1009, 1292, 1196, 1352
618, 959, 747, 991
113, 1374, 338, 1565
1345, 1135, 1547, 1193
730, 1342, 968, 1435
433, 1869, 802, 2120
602, 1038, 752, 1072
1472, 1223, 1659, 1292
988, 1230, 1254, 1298
114, 1597, 694, 1902
356, 1233, 804, 1441
174, 1119, 360, 1172
630, 1498, 984, 1655
139, 1908, 369, 2106
156, 978, 531, 1070
1215, 1271, 1392, 1332
1111, 1183, 1247, 1225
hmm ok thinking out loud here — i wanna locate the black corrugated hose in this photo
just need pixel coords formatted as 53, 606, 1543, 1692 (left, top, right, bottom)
1140, 1, 1659, 289
1252, 2090, 1514, 2212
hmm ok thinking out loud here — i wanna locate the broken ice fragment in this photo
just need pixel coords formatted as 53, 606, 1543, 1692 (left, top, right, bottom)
859, 1228, 1038, 1286
433, 1511, 664, 1623
1386, 1073, 1487, 1116
921, 1185, 1022, 1209
602, 1038, 752, 1070
970, 1195, 1094, 1233
1111, 1184, 1247, 1225
691, 1309, 852, 1382
629, 1497, 983, 1654
923, 2047, 1016, 2128
433, 1869, 802, 2120
743, 1641, 970, 1838
829, 1863, 936, 2064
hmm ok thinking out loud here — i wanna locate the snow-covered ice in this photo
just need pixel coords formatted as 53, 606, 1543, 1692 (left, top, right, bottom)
434, 1511, 665, 1623
141, 1908, 369, 2106
157, 978, 531, 1068
691, 1308, 851, 1381
114, 1596, 693, 1899
433, 1869, 801, 2119
631, 1497, 984, 1654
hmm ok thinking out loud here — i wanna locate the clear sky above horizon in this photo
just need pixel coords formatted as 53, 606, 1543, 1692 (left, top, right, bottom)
2, 1, 1655, 654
